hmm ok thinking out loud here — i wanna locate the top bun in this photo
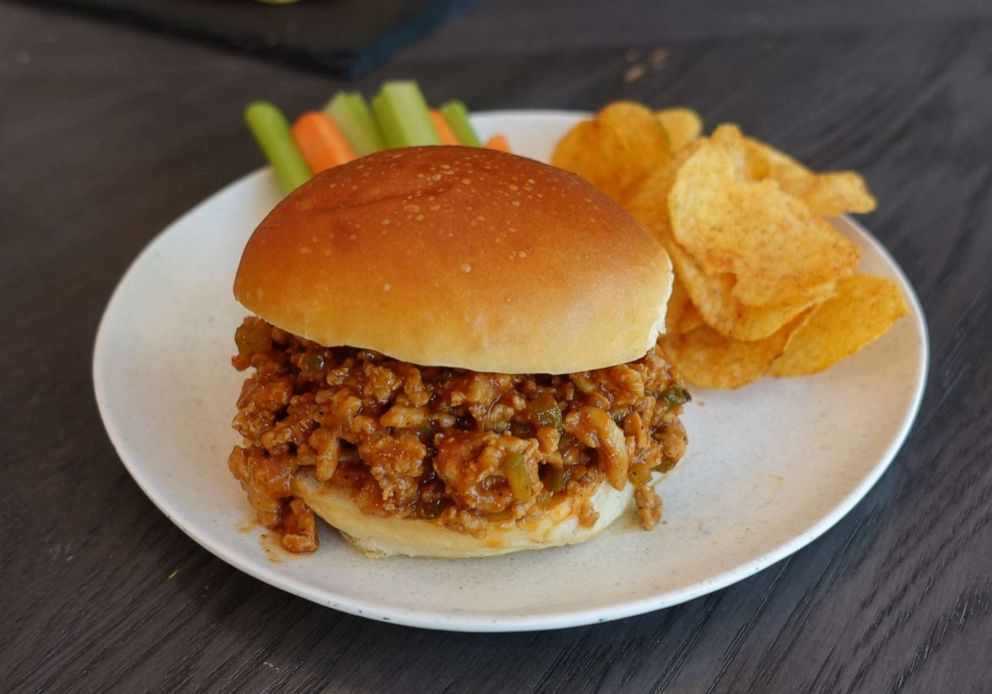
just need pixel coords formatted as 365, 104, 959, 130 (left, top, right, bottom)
234, 146, 672, 374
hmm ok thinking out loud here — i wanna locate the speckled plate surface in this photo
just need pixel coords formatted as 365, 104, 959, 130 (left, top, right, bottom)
93, 111, 928, 632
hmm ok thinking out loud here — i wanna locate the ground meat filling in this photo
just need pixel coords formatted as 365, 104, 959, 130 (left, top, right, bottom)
228, 317, 689, 552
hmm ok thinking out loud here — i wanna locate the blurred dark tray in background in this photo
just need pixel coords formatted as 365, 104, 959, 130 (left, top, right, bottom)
29, 0, 477, 78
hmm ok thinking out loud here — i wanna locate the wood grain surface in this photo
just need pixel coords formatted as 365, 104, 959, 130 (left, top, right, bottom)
2, 1, 990, 691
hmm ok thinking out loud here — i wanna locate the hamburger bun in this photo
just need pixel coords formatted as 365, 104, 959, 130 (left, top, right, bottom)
234, 146, 672, 375
292, 470, 634, 558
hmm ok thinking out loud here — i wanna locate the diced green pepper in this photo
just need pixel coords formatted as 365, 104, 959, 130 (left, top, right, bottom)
503, 452, 532, 502
235, 321, 271, 356
661, 386, 691, 409
531, 391, 563, 433
303, 353, 325, 371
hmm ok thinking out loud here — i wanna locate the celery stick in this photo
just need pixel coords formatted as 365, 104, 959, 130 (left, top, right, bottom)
244, 101, 311, 193
372, 81, 442, 148
439, 100, 482, 147
324, 92, 385, 156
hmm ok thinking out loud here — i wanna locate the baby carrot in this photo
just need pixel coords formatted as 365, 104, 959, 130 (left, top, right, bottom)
291, 112, 357, 173
430, 109, 459, 145
485, 134, 511, 152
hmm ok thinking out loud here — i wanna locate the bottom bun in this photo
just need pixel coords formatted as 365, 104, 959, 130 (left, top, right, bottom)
292, 472, 634, 558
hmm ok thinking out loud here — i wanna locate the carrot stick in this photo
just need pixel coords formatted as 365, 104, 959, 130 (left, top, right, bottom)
485, 134, 511, 153
291, 112, 357, 173
430, 109, 459, 145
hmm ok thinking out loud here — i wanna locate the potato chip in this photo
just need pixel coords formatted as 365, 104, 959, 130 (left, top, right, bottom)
711, 124, 876, 217
657, 108, 703, 151
626, 147, 824, 341
665, 277, 692, 334
669, 140, 860, 306
770, 274, 908, 376
625, 144, 691, 235
560, 102, 897, 389
552, 102, 670, 204
663, 278, 707, 335
628, 165, 714, 337
796, 172, 877, 219
678, 300, 706, 334
668, 231, 832, 340
663, 315, 804, 390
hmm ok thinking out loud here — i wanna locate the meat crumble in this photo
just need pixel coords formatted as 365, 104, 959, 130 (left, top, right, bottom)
228, 317, 689, 553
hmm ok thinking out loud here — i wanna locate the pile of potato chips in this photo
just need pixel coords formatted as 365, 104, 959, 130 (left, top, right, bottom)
552, 102, 908, 389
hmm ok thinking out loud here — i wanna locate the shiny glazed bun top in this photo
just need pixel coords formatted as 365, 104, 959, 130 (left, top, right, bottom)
234, 146, 672, 374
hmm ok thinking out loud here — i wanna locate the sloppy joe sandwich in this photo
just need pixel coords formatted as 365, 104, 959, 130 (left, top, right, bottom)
228, 145, 689, 558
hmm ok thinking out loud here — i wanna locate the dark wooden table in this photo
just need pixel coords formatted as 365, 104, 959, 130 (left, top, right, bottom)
3, 1, 991, 691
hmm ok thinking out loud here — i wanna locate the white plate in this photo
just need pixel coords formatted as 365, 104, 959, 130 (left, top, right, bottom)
93, 111, 928, 632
